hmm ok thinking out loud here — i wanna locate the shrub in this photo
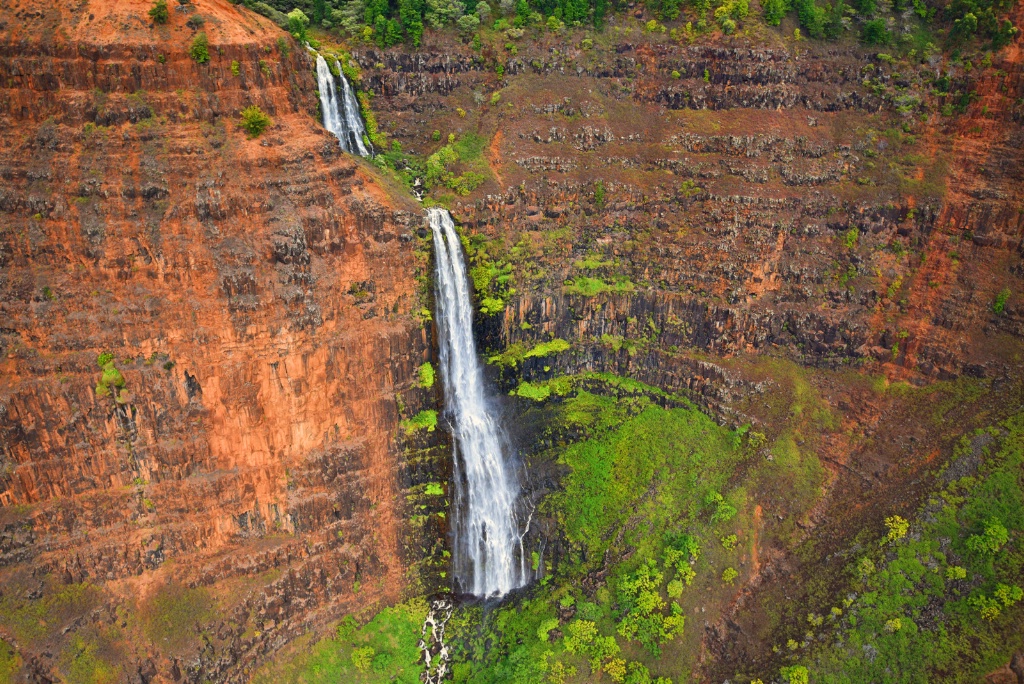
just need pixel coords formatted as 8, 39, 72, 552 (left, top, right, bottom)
884, 515, 909, 542
615, 561, 686, 654
287, 9, 310, 42
861, 18, 891, 45
763, 0, 788, 24
186, 14, 205, 30
781, 665, 810, 684
149, 0, 169, 24
417, 362, 435, 388
370, 651, 393, 673
965, 517, 1008, 555
189, 32, 210, 63
722, 567, 739, 584
993, 288, 1011, 314
401, 409, 438, 433
844, 227, 859, 248
239, 105, 272, 138
946, 565, 967, 580
351, 646, 375, 672
230, 60, 240, 76
705, 490, 737, 523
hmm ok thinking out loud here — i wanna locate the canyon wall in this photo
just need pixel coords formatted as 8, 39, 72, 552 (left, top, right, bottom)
358, 21, 1024, 393
0, 0, 1022, 681
0, 1, 443, 681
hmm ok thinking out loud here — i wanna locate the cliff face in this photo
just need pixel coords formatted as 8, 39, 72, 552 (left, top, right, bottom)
351, 14, 1024, 678
1, 0, 1023, 681
0, 1, 438, 681
357, 20, 1024, 388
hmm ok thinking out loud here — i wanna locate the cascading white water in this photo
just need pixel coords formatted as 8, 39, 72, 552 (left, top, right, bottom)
313, 53, 371, 157
335, 60, 372, 157
429, 207, 525, 598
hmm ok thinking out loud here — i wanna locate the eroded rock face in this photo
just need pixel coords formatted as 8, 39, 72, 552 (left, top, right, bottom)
0, 1, 442, 681
357, 24, 1024, 390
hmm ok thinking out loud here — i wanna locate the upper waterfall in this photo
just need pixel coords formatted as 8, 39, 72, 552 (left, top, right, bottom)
429, 207, 527, 598
313, 53, 371, 157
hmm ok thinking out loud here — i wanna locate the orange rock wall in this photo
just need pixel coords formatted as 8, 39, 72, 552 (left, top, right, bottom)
0, 1, 436, 681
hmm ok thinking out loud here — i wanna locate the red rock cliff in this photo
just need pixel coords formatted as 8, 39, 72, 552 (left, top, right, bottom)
0, 1, 434, 681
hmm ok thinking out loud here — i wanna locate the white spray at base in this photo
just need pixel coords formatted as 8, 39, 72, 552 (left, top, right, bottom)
429, 207, 527, 598
312, 53, 371, 157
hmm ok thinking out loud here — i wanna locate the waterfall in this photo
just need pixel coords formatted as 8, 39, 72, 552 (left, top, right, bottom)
429, 207, 525, 598
335, 60, 372, 157
313, 53, 371, 157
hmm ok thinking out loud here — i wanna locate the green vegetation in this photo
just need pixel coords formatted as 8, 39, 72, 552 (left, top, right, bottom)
0, 639, 20, 682
241, 0, 1015, 52
148, 0, 169, 24
549, 403, 742, 564
792, 411, 1024, 682
239, 105, 273, 138
425, 133, 489, 196
287, 9, 311, 42
142, 583, 215, 654
432, 372, 775, 682
563, 276, 636, 297
488, 338, 570, 368
417, 362, 436, 388
189, 32, 210, 64
253, 600, 428, 683
0, 582, 101, 646
462, 230, 516, 315
993, 287, 1011, 314
401, 409, 438, 433
94, 351, 128, 403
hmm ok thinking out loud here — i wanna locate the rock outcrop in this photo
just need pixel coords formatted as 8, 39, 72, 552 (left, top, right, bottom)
0, 1, 440, 681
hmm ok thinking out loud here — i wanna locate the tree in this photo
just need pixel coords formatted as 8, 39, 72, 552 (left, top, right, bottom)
287, 8, 310, 42
762, 0, 789, 25
399, 0, 426, 45
794, 0, 827, 37
189, 32, 210, 63
822, 0, 847, 38
313, 0, 328, 24
426, 0, 466, 27
861, 17, 891, 44
457, 12, 481, 36
149, 0, 169, 24
239, 105, 272, 138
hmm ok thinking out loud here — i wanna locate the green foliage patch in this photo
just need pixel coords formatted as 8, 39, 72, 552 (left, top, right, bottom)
417, 361, 436, 389
189, 32, 210, 64
401, 409, 438, 433
798, 411, 1024, 682
239, 105, 273, 138
149, 0, 169, 24
252, 600, 428, 684
549, 404, 743, 565
488, 338, 570, 368
142, 583, 215, 654
563, 276, 636, 297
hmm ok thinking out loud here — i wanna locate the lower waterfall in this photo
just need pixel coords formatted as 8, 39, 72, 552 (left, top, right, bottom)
429, 207, 527, 598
